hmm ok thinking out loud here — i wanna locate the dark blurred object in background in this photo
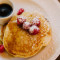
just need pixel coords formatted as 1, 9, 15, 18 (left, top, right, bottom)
58, 0, 60, 2
56, 55, 60, 60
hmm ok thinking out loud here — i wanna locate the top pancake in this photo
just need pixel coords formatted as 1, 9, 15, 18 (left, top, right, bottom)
3, 12, 52, 58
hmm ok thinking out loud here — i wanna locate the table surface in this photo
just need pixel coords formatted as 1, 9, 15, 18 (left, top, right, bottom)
56, 1, 60, 60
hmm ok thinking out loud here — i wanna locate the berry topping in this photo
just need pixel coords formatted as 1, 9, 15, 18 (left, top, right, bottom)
17, 8, 24, 15
32, 18, 40, 26
0, 45, 5, 53
29, 25, 40, 35
23, 22, 31, 30
17, 16, 26, 25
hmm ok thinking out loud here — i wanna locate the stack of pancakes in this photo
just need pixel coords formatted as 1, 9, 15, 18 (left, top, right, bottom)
0, 12, 52, 58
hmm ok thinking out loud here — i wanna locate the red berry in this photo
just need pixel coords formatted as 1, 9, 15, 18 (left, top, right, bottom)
32, 18, 40, 26
17, 16, 26, 25
0, 45, 5, 53
23, 22, 31, 30
17, 8, 24, 15
29, 25, 39, 35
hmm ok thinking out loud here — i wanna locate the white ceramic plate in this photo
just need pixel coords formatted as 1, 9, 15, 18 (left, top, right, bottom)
0, 0, 60, 60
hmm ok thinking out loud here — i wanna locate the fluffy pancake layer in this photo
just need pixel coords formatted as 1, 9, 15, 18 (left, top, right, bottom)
3, 12, 52, 58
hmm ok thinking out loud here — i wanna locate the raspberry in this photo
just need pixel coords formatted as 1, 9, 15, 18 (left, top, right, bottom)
17, 8, 24, 15
23, 22, 31, 30
32, 18, 40, 26
17, 16, 26, 25
0, 45, 5, 53
29, 25, 39, 35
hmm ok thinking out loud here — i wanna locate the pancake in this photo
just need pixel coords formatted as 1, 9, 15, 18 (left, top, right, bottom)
3, 12, 52, 58
0, 24, 7, 42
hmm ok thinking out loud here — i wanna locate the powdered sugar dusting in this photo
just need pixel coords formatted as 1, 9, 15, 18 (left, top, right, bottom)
29, 26, 34, 33
32, 18, 40, 26
17, 16, 26, 19
29, 25, 39, 34
23, 22, 31, 29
